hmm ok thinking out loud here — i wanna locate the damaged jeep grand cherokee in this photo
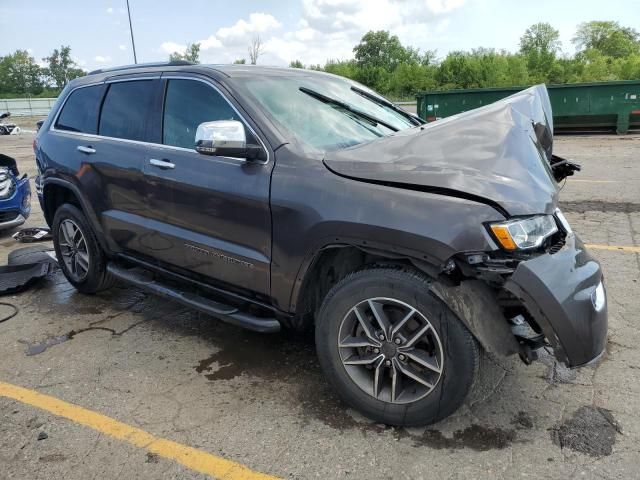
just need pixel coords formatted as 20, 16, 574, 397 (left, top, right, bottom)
35, 63, 607, 426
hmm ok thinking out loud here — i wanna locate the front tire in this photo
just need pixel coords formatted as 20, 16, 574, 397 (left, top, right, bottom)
315, 268, 479, 426
52, 203, 114, 294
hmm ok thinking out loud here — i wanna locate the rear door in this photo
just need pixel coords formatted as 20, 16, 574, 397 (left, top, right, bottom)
92, 76, 163, 254
141, 75, 273, 297
46, 82, 106, 214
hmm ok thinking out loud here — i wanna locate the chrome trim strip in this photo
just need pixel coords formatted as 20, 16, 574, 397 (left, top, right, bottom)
49, 74, 270, 165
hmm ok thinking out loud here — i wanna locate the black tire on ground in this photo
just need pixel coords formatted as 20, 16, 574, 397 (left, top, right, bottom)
315, 267, 479, 427
8, 245, 58, 270
52, 203, 115, 294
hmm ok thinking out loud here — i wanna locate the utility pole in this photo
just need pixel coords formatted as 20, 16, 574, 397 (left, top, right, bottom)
126, 0, 138, 64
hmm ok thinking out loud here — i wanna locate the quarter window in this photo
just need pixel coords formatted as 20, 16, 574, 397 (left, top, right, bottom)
99, 80, 155, 141
163, 79, 240, 149
55, 85, 103, 134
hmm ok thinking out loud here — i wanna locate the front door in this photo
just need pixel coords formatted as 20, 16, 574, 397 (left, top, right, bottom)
141, 76, 273, 297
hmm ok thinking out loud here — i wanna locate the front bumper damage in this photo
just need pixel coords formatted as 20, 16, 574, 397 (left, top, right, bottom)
504, 233, 607, 368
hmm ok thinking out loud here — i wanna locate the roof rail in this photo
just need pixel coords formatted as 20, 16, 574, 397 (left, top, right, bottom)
88, 60, 195, 75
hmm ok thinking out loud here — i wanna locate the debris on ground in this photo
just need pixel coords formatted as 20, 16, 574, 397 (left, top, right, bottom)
13, 227, 52, 243
0, 245, 58, 295
553, 406, 622, 457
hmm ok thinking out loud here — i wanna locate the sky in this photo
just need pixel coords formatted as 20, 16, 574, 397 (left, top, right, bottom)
1, 0, 639, 71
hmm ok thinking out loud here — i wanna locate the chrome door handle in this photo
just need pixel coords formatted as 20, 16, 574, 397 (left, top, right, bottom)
149, 158, 175, 169
77, 145, 96, 154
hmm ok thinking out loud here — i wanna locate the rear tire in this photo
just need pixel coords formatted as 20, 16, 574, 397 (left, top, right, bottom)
52, 203, 114, 294
315, 268, 479, 426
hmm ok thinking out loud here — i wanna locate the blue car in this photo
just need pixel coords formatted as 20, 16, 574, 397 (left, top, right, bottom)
0, 154, 31, 230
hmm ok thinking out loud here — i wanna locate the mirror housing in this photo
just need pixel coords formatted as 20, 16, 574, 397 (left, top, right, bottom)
195, 120, 265, 161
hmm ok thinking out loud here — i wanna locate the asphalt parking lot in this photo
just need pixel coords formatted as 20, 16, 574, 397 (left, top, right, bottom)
0, 129, 639, 479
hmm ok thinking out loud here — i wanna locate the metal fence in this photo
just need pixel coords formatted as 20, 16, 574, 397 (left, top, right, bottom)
0, 97, 57, 117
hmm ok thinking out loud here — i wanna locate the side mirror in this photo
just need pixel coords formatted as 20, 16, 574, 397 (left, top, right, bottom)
195, 120, 265, 161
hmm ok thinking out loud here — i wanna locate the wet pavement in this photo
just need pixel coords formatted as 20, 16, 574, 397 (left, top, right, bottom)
0, 132, 639, 479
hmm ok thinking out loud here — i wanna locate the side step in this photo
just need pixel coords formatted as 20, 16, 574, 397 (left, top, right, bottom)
107, 263, 280, 333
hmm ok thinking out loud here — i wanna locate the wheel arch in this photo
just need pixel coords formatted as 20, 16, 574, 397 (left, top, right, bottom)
290, 240, 443, 331
42, 178, 110, 252
291, 240, 522, 360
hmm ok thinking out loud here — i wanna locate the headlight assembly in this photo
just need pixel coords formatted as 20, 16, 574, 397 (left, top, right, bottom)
0, 167, 15, 199
489, 215, 558, 251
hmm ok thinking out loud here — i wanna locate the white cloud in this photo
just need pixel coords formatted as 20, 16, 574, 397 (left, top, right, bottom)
425, 0, 465, 14
160, 42, 187, 55
94, 55, 112, 63
215, 12, 282, 43
199, 35, 223, 50
258, 0, 466, 65
162, 1, 465, 66
118, 44, 127, 51
106, 7, 113, 14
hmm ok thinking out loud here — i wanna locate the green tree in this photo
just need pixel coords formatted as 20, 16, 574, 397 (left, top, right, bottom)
612, 53, 640, 80
289, 59, 304, 68
42, 45, 84, 89
519, 22, 561, 82
0, 50, 44, 95
233, 58, 246, 64
323, 59, 358, 79
388, 63, 437, 99
435, 51, 482, 89
353, 30, 413, 70
170, 43, 200, 63
573, 21, 640, 58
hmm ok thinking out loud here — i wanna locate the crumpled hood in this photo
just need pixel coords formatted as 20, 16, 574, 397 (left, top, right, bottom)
323, 85, 559, 216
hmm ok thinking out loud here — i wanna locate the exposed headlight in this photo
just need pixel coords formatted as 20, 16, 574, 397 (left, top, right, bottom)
489, 215, 558, 251
0, 168, 14, 199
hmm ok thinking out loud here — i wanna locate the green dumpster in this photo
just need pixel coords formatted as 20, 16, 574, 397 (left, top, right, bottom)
416, 80, 640, 134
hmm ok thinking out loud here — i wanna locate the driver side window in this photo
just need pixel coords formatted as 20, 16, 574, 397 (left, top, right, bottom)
162, 79, 241, 149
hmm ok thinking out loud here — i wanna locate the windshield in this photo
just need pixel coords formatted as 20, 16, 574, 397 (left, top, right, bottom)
236, 75, 416, 152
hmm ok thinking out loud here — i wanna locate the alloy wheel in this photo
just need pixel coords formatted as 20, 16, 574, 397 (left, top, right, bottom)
58, 219, 90, 282
337, 297, 444, 404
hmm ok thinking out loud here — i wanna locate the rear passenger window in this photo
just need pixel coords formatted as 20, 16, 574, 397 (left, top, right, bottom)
99, 80, 155, 141
163, 79, 240, 149
55, 85, 103, 134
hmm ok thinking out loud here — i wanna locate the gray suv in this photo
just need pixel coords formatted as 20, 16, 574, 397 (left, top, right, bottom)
34, 62, 607, 426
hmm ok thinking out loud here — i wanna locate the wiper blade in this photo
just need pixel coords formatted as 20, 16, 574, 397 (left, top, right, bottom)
299, 86, 399, 132
350, 86, 424, 126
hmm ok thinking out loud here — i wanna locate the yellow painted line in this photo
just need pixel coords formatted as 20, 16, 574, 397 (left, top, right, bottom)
586, 244, 640, 254
0, 381, 279, 480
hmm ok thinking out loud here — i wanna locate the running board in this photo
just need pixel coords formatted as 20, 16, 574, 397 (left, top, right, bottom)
106, 264, 280, 333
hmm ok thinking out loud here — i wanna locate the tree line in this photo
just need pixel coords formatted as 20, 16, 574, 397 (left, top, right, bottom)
0, 46, 85, 98
302, 21, 640, 99
1, 21, 639, 100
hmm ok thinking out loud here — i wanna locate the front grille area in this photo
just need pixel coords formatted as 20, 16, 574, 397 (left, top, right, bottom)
547, 237, 566, 254
0, 210, 19, 223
